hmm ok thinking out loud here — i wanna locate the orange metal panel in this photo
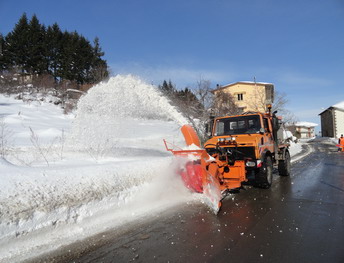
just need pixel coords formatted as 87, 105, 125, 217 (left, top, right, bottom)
181, 125, 201, 147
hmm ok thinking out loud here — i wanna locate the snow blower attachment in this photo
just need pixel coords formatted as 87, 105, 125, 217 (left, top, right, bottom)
164, 125, 246, 213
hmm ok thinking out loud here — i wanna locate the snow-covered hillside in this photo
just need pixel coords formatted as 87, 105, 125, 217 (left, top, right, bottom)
0, 75, 306, 263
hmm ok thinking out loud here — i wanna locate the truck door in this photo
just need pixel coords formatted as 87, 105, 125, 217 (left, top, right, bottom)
263, 117, 274, 151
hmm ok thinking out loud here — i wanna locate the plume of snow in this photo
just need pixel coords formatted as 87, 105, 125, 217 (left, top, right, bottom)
68, 75, 188, 151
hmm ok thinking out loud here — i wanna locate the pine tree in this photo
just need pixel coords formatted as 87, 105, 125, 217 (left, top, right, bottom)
26, 14, 46, 75
74, 34, 94, 84
89, 37, 108, 83
0, 33, 6, 72
2, 13, 109, 86
59, 31, 94, 85
59, 31, 75, 82
159, 80, 175, 99
5, 13, 30, 73
45, 23, 63, 82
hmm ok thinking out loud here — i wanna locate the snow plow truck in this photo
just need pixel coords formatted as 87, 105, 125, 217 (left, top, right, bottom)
164, 105, 291, 212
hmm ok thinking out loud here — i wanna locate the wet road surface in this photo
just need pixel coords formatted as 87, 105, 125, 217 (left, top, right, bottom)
33, 138, 344, 263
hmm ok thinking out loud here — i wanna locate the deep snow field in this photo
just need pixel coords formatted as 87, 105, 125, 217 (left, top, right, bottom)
0, 75, 305, 263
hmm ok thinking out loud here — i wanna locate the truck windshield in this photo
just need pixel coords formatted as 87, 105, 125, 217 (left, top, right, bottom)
215, 115, 261, 135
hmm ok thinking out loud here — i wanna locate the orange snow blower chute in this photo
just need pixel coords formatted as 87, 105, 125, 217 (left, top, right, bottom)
180, 125, 201, 148
163, 125, 212, 194
164, 125, 247, 212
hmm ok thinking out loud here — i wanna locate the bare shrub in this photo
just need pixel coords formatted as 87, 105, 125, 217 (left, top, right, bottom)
32, 74, 56, 92
86, 139, 113, 162
0, 118, 14, 159
29, 127, 50, 166
0, 70, 21, 94
58, 129, 65, 160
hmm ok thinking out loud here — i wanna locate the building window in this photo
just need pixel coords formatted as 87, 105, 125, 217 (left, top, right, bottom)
237, 93, 243, 101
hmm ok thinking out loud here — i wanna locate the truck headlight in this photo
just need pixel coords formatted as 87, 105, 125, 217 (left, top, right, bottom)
246, 161, 256, 167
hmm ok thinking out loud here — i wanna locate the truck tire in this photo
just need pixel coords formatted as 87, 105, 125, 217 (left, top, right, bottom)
278, 150, 291, 176
256, 156, 273, 189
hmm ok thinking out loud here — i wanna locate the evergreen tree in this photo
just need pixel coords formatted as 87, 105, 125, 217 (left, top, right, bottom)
74, 34, 94, 84
45, 23, 63, 82
5, 13, 30, 73
26, 14, 46, 74
1, 13, 109, 86
159, 80, 175, 99
0, 33, 6, 72
90, 37, 108, 83
175, 87, 204, 118
59, 31, 75, 82
59, 31, 94, 85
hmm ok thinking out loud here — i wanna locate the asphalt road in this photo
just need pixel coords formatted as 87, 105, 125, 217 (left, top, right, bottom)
32, 138, 344, 263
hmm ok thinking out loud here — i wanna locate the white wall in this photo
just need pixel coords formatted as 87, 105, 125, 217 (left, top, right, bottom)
335, 109, 344, 138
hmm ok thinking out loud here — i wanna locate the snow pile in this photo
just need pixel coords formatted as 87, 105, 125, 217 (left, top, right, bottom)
68, 75, 188, 151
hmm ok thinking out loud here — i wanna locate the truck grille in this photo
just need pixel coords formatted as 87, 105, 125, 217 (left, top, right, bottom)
235, 147, 256, 159
206, 146, 256, 160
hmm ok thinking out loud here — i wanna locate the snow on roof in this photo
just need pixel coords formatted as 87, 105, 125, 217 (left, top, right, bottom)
333, 100, 344, 110
237, 81, 273, 85
221, 81, 273, 87
293, 121, 318, 127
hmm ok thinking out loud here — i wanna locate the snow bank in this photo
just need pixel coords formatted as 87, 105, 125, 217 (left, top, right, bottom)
0, 156, 194, 262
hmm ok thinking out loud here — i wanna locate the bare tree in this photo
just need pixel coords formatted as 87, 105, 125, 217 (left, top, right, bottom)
212, 91, 242, 117
194, 78, 213, 110
271, 91, 298, 124
244, 86, 298, 124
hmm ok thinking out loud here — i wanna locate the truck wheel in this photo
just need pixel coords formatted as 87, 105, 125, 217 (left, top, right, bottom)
256, 156, 273, 189
278, 150, 291, 176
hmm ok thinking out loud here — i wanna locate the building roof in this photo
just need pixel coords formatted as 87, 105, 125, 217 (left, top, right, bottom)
319, 100, 344, 115
290, 122, 318, 128
212, 81, 274, 93
333, 100, 344, 110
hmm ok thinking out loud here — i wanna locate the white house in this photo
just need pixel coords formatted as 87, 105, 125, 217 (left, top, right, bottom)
319, 101, 344, 138
287, 122, 318, 139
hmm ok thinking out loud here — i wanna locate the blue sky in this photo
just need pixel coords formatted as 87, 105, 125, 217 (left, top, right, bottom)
1, 0, 344, 128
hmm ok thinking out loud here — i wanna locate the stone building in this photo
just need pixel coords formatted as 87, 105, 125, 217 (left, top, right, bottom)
319, 101, 344, 138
